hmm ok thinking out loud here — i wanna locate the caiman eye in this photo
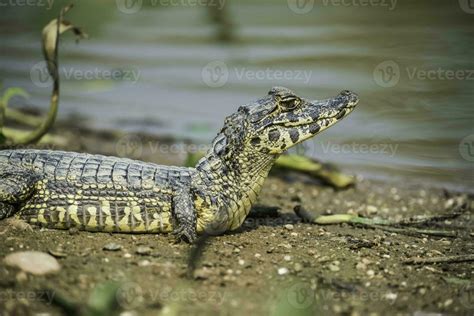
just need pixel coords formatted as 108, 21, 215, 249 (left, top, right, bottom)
280, 97, 300, 111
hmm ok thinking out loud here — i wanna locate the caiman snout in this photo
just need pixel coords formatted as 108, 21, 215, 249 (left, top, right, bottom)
336, 90, 359, 109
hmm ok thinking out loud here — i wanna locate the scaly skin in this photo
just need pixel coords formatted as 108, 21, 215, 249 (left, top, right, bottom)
0, 87, 359, 242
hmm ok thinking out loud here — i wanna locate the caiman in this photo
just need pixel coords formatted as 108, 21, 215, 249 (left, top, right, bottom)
0, 87, 359, 242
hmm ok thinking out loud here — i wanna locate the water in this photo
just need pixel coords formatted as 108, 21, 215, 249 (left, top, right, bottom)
0, 0, 473, 191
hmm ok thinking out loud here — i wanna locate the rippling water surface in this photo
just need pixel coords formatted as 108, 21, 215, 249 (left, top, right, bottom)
1, 0, 473, 191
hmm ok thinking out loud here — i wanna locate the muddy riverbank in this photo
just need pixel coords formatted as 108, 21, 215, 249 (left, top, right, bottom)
0, 126, 473, 315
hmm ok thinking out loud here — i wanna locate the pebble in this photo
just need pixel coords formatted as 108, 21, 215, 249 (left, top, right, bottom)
123, 253, 132, 258
294, 263, 303, 272
284, 224, 294, 230
16, 272, 28, 282
103, 243, 122, 251
366, 269, 375, 277
4, 251, 61, 275
366, 205, 378, 214
138, 260, 151, 267
443, 299, 453, 307
328, 261, 340, 272
194, 268, 212, 280
254, 253, 261, 259
356, 262, 367, 270
384, 292, 397, 301
277, 267, 289, 275
238, 259, 245, 266
136, 246, 152, 256
283, 255, 291, 261
48, 248, 67, 258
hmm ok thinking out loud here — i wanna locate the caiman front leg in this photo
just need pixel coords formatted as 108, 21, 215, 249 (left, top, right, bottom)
172, 187, 198, 243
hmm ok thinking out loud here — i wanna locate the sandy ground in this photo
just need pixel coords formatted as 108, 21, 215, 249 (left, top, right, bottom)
0, 126, 473, 316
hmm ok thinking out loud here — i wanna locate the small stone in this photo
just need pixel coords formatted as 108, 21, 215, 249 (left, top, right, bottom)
254, 253, 261, 258
284, 255, 291, 261
332, 305, 342, 313
277, 267, 289, 275
233, 248, 241, 254
16, 272, 28, 282
4, 251, 61, 275
103, 243, 122, 251
138, 260, 151, 267
418, 288, 426, 295
356, 262, 367, 270
284, 224, 294, 230
136, 246, 152, 256
123, 253, 132, 258
294, 263, 303, 272
367, 270, 375, 277
366, 205, 378, 214
328, 262, 340, 272
194, 268, 212, 280
385, 292, 397, 302
238, 259, 245, 266
443, 299, 453, 307
48, 247, 67, 258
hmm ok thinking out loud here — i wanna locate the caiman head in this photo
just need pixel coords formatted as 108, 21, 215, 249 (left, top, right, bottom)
196, 87, 359, 234
213, 86, 359, 157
